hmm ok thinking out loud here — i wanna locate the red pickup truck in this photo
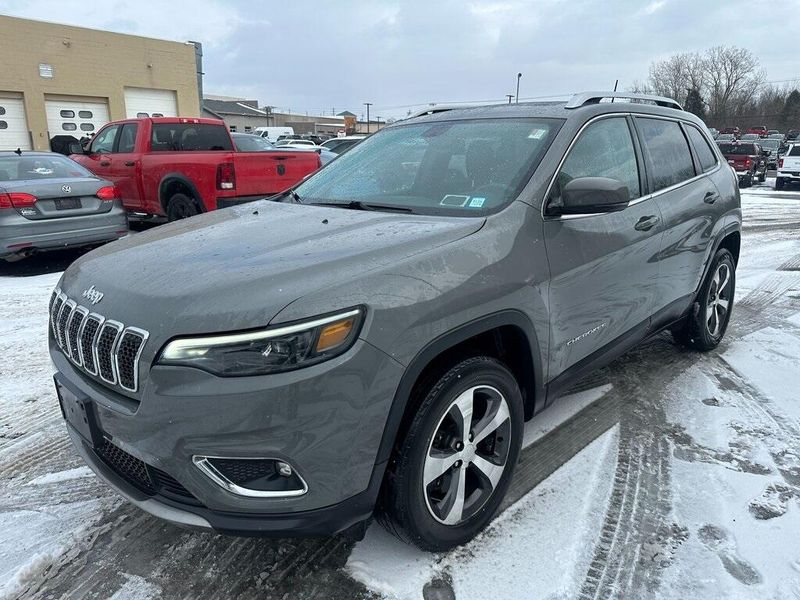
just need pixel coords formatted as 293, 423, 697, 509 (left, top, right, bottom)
71, 117, 320, 220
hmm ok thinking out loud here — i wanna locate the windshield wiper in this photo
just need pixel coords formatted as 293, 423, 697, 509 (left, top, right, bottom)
270, 189, 303, 204
312, 200, 413, 213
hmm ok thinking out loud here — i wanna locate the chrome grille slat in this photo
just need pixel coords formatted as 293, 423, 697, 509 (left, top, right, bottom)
50, 292, 148, 393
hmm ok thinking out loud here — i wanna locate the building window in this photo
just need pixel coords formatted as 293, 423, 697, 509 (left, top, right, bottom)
60, 109, 75, 118
244, 126, 252, 132
78, 110, 93, 119
136, 112, 149, 118
0, 121, 7, 130
229, 125, 237, 132
0, 107, 6, 116
62, 123, 77, 131
80, 123, 95, 131
152, 113, 164, 117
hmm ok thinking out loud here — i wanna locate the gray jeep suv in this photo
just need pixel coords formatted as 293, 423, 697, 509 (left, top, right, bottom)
49, 92, 741, 551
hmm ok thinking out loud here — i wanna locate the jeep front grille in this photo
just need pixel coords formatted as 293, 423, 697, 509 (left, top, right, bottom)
49, 288, 149, 393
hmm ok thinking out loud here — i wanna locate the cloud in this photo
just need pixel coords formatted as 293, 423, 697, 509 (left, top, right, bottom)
637, 0, 666, 16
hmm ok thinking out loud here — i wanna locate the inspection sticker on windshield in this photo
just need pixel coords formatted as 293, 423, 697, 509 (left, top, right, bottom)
528, 128, 547, 139
468, 197, 485, 208
440, 194, 470, 207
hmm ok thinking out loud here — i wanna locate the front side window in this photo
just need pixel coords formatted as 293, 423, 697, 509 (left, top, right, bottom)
295, 118, 561, 215
636, 118, 696, 191
686, 125, 718, 172
549, 117, 640, 206
91, 125, 119, 153
150, 123, 233, 151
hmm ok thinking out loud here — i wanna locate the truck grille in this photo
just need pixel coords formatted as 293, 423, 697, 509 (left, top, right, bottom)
49, 288, 149, 393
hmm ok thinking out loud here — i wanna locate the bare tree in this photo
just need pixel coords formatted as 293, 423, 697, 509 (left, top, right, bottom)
703, 45, 764, 123
646, 52, 705, 104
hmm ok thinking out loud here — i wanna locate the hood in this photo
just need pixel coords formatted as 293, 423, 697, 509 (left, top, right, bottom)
60, 200, 484, 340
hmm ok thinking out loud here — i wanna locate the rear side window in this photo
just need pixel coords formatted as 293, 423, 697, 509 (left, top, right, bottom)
552, 117, 640, 202
636, 118, 695, 192
118, 123, 138, 153
686, 126, 718, 172
150, 123, 233, 151
789, 145, 800, 157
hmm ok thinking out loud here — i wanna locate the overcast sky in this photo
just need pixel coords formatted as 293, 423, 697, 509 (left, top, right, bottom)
2, 0, 799, 119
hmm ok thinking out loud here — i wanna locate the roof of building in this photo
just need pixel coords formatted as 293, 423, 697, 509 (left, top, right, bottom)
337, 111, 357, 117
202, 99, 268, 117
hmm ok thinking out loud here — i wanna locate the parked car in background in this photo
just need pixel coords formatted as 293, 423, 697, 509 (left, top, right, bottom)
776, 143, 800, 189
716, 133, 736, 142
787, 129, 800, 142
768, 133, 784, 140
275, 139, 318, 149
253, 127, 294, 142
49, 91, 741, 552
740, 133, 759, 141
746, 126, 768, 137
758, 138, 782, 169
767, 130, 781, 138
707, 127, 719, 139
720, 127, 740, 138
233, 133, 337, 166
1, 152, 127, 261
320, 135, 366, 155
717, 141, 767, 186
71, 118, 320, 221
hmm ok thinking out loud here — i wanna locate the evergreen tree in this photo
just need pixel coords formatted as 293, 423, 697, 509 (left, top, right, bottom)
685, 88, 706, 120
782, 89, 800, 130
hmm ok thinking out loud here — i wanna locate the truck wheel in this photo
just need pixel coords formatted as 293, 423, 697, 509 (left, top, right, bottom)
166, 193, 200, 221
758, 170, 766, 183
378, 356, 523, 551
776, 177, 785, 190
672, 248, 735, 351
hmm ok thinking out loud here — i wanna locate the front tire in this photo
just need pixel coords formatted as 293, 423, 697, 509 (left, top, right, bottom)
758, 169, 766, 183
379, 356, 523, 551
673, 248, 736, 351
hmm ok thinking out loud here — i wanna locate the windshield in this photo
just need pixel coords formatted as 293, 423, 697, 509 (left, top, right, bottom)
759, 139, 780, 150
718, 143, 757, 155
0, 154, 93, 181
293, 118, 561, 215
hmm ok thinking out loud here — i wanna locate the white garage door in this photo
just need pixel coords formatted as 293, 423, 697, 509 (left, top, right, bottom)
45, 99, 110, 139
0, 97, 31, 151
124, 88, 177, 118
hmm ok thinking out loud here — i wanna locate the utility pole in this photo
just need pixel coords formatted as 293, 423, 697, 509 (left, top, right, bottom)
376, 116, 381, 130
516, 73, 522, 103
506, 94, 514, 104
364, 102, 372, 133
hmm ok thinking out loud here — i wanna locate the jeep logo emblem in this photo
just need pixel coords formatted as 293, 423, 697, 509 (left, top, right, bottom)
81, 285, 104, 305
61, 185, 71, 194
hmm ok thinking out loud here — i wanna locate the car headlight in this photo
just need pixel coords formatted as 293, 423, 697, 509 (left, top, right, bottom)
157, 308, 363, 376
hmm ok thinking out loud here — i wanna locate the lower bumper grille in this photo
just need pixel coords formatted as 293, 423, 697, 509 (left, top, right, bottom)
95, 439, 201, 506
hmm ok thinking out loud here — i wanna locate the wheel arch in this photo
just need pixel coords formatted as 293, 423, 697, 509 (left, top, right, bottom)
375, 310, 545, 465
158, 174, 204, 215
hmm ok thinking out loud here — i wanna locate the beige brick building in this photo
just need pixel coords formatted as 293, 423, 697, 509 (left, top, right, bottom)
0, 15, 201, 151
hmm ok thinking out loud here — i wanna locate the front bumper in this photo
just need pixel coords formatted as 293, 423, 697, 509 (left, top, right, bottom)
51, 337, 404, 535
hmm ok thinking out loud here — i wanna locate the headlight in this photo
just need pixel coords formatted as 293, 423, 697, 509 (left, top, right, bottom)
157, 308, 363, 376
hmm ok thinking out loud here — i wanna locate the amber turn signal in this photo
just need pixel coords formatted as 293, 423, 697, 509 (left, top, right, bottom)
316, 318, 355, 352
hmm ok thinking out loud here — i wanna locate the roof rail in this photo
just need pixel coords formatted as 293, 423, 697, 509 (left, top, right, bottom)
565, 91, 683, 111
405, 103, 494, 119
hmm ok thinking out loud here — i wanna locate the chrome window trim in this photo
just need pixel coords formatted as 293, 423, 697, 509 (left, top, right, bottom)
98, 320, 124, 385
68, 306, 89, 367
543, 112, 721, 221
192, 456, 308, 498
115, 327, 150, 392
82, 313, 106, 376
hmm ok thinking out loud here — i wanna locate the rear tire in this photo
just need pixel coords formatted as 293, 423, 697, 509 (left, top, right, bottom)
378, 356, 523, 551
776, 177, 785, 190
672, 248, 735, 351
758, 169, 766, 183
166, 193, 200, 221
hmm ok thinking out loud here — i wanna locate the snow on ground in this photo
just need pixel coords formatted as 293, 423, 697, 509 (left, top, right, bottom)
1, 186, 800, 599
347, 426, 619, 600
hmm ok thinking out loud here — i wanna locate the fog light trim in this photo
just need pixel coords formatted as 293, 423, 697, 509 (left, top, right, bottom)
192, 456, 308, 498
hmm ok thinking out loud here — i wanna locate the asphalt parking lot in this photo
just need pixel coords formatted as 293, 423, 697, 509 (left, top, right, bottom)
2, 180, 800, 599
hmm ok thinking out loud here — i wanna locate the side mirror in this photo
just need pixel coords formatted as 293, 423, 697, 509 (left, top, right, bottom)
556, 177, 630, 215
68, 142, 85, 155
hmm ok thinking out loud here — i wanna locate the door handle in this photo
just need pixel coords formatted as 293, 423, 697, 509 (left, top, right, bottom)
100, 161, 110, 167
634, 215, 659, 231
124, 161, 135, 167
703, 191, 719, 204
